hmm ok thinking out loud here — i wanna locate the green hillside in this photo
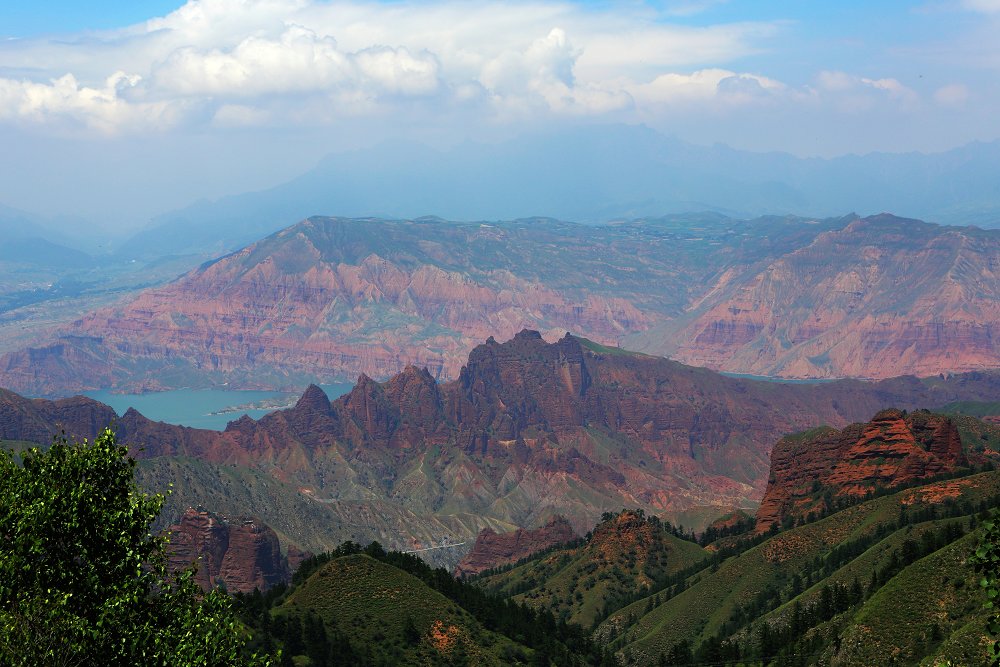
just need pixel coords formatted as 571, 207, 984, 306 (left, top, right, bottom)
234, 542, 615, 666
475, 510, 708, 629
593, 471, 1000, 665
280, 553, 525, 665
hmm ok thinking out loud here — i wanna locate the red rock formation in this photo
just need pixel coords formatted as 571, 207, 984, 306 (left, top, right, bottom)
755, 409, 972, 532
0, 388, 116, 445
166, 508, 292, 593
455, 515, 578, 577
9, 213, 997, 396
3, 333, 999, 545
646, 214, 1000, 379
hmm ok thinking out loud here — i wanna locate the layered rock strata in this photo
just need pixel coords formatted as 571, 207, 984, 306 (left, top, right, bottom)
756, 409, 973, 531
166, 508, 292, 593
455, 516, 578, 577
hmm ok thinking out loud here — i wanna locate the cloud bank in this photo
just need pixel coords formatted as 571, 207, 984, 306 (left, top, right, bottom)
0, 0, 923, 135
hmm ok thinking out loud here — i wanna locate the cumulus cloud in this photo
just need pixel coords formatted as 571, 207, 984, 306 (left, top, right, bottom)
816, 70, 919, 111
0, 0, 922, 136
0, 71, 181, 133
150, 25, 441, 100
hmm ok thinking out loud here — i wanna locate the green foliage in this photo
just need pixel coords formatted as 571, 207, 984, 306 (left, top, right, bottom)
598, 471, 1000, 665
237, 543, 615, 666
972, 510, 1000, 665
0, 428, 272, 666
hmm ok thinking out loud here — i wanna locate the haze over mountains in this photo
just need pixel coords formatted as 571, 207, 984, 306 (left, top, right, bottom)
115, 126, 1000, 259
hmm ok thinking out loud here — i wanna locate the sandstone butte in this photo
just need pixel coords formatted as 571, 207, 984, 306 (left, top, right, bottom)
454, 515, 579, 578
1, 214, 998, 398
165, 507, 311, 593
755, 409, 979, 532
2, 333, 1000, 550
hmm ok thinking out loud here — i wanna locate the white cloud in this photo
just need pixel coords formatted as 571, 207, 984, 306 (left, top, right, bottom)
816, 70, 919, 111
0, 0, 895, 135
934, 82, 970, 106
0, 71, 181, 133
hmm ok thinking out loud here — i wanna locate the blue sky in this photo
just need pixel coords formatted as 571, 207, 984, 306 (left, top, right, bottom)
0, 0, 998, 228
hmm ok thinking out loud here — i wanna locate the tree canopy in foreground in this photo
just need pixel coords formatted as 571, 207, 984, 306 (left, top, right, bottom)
0, 428, 272, 666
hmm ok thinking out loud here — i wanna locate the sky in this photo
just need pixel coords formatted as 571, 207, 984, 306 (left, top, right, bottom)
1, 0, 999, 232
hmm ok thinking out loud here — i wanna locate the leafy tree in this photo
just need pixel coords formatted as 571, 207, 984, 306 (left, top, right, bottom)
972, 510, 1000, 665
0, 428, 272, 666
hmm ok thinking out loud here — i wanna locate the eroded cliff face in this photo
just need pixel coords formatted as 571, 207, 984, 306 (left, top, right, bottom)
455, 515, 578, 577
166, 508, 292, 593
755, 409, 973, 531
125, 333, 1000, 533
653, 215, 1000, 379
3, 333, 999, 561
0, 388, 117, 445
6, 213, 997, 396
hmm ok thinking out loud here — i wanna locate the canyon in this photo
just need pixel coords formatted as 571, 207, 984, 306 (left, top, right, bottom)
4, 331, 999, 570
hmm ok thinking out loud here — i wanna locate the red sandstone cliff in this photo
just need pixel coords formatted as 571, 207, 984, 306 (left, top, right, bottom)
755, 409, 976, 532
166, 508, 292, 593
455, 515, 578, 577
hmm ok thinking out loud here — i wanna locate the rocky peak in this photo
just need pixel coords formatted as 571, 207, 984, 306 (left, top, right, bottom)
295, 384, 332, 413
338, 373, 399, 443
591, 510, 655, 549
454, 515, 578, 577
166, 508, 292, 593
756, 410, 971, 532
383, 365, 444, 433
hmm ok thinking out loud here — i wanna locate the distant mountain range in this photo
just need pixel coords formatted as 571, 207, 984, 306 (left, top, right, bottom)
2, 212, 997, 395
116, 125, 1000, 260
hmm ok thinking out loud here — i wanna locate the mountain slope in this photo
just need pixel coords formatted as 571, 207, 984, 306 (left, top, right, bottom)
2, 213, 848, 394
581, 412, 1000, 666
474, 510, 708, 629
634, 214, 1000, 378
6, 213, 1000, 395
4, 333, 1000, 571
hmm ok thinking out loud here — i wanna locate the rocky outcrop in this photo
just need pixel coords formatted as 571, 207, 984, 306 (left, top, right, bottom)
0, 388, 116, 445
755, 409, 974, 532
166, 508, 292, 593
455, 515, 578, 577
3, 333, 1000, 548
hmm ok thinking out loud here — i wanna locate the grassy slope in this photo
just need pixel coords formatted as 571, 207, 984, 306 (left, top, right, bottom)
137, 456, 516, 569
279, 554, 531, 666
600, 471, 1000, 665
476, 514, 707, 629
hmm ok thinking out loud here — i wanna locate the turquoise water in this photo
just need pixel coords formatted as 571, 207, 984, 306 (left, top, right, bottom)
719, 372, 839, 384
83, 383, 354, 431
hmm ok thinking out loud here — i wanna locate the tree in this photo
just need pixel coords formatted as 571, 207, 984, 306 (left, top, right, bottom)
0, 428, 272, 666
972, 510, 1000, 666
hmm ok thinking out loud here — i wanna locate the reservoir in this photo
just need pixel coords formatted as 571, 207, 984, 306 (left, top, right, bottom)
83, 383, 355, 431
